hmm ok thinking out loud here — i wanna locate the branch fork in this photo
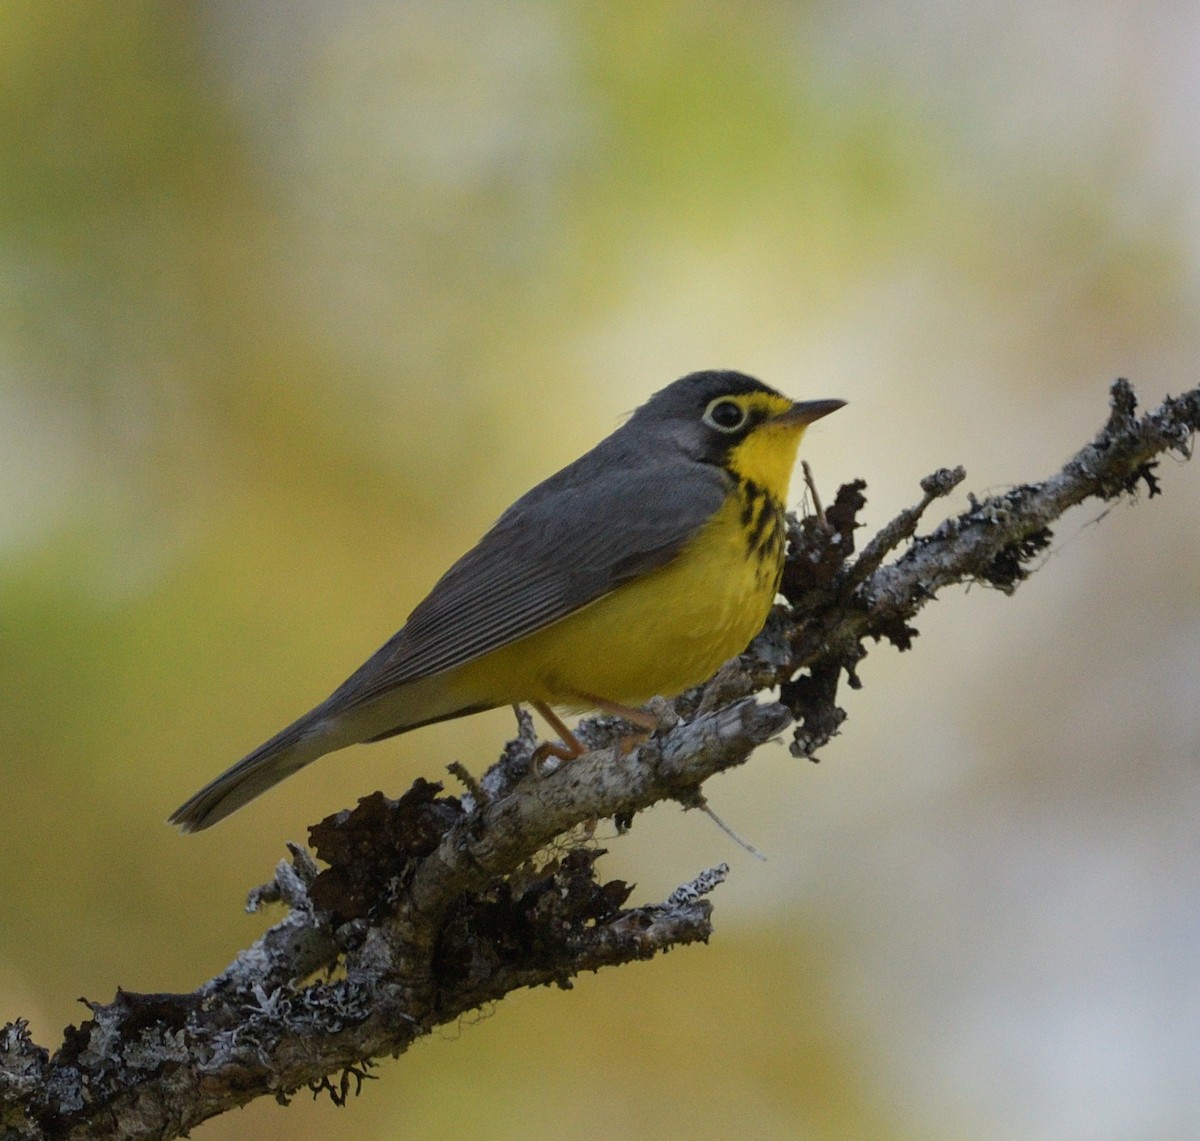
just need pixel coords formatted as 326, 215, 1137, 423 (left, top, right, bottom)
4, 379, 1198, 1140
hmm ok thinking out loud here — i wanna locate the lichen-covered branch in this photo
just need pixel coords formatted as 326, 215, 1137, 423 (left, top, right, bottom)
2, 380, 1197, 1141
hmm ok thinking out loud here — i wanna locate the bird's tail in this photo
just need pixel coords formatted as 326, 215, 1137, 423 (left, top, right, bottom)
168, 711, 339, 833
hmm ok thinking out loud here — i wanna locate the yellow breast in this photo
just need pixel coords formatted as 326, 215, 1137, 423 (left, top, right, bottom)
449, 481, 786, 710
435, 404, 809, 717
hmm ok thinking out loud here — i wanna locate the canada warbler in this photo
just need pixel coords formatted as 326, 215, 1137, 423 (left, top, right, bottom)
170, 370, 843, 831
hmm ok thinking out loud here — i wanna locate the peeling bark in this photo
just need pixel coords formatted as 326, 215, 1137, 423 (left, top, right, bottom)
3, 380, 1197, 1140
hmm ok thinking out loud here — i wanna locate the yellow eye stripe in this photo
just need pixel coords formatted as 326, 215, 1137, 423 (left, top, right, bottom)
723, 393, 811, 496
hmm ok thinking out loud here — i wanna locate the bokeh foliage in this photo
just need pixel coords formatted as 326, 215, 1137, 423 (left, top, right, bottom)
3, 4, 1198, 1138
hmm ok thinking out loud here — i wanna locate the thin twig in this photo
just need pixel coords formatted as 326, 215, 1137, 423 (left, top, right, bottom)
3, 380, 1197, 1141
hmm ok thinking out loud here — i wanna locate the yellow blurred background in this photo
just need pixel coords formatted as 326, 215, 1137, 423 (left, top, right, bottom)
2, 3, 1198, 1138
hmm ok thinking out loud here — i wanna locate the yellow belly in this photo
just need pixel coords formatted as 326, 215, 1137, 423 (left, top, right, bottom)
443, 490, 784, 711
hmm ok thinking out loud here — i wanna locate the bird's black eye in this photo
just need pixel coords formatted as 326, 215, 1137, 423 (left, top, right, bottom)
703, 398, 747, 433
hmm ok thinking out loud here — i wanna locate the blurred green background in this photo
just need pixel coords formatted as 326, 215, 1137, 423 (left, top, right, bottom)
3, 3, 1199, 1138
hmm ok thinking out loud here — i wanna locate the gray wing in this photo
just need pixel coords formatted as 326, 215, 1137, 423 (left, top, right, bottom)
326, 443, 729, 711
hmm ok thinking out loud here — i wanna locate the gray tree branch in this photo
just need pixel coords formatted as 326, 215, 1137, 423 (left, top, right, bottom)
3, 379, 1197, 1141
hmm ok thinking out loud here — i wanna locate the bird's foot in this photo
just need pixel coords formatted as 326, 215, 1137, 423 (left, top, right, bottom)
530, 701, 586, 774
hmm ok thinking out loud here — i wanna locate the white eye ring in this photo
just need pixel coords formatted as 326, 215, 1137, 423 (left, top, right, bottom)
703, 398, 747, 433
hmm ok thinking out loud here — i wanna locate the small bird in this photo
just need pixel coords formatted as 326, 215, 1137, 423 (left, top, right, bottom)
170, 370, 843, 831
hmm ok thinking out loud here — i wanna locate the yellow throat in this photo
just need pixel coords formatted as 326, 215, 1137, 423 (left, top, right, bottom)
444, 391, 813, 711
166, 369, 845, 832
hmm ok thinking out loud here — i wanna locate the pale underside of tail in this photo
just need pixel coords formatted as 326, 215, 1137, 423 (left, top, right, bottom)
167, 675, 493, 832
170, 429, 734, 832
